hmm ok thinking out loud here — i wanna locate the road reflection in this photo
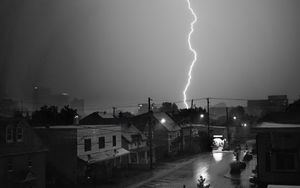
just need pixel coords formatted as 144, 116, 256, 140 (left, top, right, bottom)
194, 161, 210, 184
212, 151, 223, 162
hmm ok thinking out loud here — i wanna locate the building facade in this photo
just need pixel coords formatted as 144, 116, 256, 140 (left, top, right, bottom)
254, 122, 300, 186
121, 123, 155, 168
132, 112, 181, 160
0, 118, 47, 188
35, 124, 129, 185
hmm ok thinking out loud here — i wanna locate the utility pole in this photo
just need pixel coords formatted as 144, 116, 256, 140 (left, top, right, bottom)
148, 97, 153, 169
112, 107, 116, 117
207, 98, 210, 135
190, 99, 194, 109
226, 107, 231, 149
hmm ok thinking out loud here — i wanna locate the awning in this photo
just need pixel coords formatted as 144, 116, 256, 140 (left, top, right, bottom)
78, 148, 129, 164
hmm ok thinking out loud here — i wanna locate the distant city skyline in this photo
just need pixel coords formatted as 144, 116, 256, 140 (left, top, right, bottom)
1, 0, 300, 112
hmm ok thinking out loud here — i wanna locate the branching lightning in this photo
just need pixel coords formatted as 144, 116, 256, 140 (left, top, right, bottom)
183, 0, 198, 109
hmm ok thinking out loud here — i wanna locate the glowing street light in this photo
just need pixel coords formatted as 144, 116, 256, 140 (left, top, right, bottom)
233, 116, 237, 120
160, 118, 166, 124
200, 114, 204, 118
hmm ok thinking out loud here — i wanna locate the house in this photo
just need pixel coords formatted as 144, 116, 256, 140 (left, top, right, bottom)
131, 112, 181, 160
0, 118, 47, 188
121, 122, 155, 168
79, 111, 118, 125
35, 123, 129, 185
254, 122, 300, 186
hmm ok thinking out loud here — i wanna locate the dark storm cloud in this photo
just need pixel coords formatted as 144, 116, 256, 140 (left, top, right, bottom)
1, 0, 300, 110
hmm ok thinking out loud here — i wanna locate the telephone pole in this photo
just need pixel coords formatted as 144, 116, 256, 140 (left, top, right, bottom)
148, 97, 153, 169
112, 107, 116, 117
190, 99, 194, 109
207, 98, 210, 134
226, 107, 231, 149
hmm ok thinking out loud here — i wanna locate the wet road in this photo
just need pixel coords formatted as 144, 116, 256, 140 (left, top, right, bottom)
139, 151, 256, 188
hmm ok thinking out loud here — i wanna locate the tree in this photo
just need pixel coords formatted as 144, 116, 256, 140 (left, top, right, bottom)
58, 105, 77, 125
174, 107, 206, 124
31, 105, 77, 126
31, 105, 59, 126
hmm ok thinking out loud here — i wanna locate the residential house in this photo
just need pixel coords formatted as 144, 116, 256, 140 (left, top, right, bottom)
254, 122, 300, 186
0, 118, 47, 188
131, 112, 181, 160
35, 123, 129, 185
80, 111, 118, 125
121, 122, 155, 168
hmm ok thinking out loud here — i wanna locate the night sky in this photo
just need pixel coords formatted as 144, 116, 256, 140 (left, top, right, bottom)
1, 0, 300, 111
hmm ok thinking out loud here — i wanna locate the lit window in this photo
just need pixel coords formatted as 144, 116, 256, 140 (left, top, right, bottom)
6, 126, 13, 143
16, 127, 23, 142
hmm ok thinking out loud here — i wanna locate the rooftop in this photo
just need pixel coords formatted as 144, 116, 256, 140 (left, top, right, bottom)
254, 122, 300, 132
34, 124, 120, 129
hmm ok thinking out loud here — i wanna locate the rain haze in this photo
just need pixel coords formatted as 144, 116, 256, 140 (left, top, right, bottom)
1, 0, 300, 112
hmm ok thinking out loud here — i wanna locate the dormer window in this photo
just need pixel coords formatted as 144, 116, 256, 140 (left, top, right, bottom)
6, 126, 13, 143
16, 126, 23, 142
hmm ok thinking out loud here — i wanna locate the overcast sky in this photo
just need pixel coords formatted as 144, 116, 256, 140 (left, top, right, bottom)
1, 0, 300, 111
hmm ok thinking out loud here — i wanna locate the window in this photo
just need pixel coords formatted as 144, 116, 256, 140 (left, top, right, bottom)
28, 156, 32, 168
84, 139, 91, 152
112, 135, 116, 147
16, 127, 23, 142
274, 151, 298, 172
8, 159, 13, 172
6, 126, 13, 143
266, 152, 271, 172
98, 137, 105, 149
130, 153, 137, 163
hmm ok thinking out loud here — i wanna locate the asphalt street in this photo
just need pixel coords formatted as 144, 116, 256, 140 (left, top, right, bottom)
136, 150, 256, 188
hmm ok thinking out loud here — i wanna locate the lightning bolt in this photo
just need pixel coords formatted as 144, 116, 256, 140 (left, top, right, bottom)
183, 0, 198, 109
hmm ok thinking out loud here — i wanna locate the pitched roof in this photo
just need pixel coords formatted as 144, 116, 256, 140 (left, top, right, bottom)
130, 113, 149, 132
130, 112, 181, 132
121, 123, 147, 143
152, 112, 181, 132
80, 112, 119, 125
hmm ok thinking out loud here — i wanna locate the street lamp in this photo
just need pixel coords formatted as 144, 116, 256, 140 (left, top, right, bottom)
160, 118, 166, 124
200, 114, 204, 118
233, 116, 237, 120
